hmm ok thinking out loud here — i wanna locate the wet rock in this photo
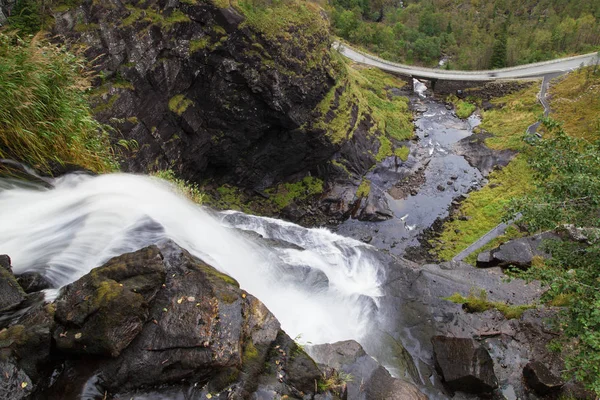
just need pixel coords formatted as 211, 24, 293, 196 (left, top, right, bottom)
432, 336, 498, 394
15, 272, 51, 293
361, 236, 373, 244
53, 245, 166, 357
454, 132, 516, 176
523, 361, 564, 395
0, 360, 33, 400
307, 340, 426, 400
358, 191, 393, 222
436, 185, 445, 191
476, 232, 559, 269
0, 259, 26, 312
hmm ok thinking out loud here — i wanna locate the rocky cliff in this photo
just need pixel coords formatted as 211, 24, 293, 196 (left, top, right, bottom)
51, 0, 373, 189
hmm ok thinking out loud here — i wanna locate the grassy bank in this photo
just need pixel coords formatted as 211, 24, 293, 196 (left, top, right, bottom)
0, 33, 118, 174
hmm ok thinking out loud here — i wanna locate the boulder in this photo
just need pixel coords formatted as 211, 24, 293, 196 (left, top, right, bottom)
0, 360, 32, 400
307, 340, 427, 400
0, 256, 25, 312
46, 241, 330, 399
431, 336, 498, 394
476, 232, 558, 269
523, 361, 564, 395
53, 245, 166, 357
16, 272, 51, 293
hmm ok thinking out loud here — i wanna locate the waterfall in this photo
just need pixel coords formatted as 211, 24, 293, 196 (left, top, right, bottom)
0, 173, 384, 345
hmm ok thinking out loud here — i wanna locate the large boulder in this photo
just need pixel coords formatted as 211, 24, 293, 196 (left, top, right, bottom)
44, 241, 332, 399
476, 232, 559, 269
53, 245, 166, 357
432, 336, 498, 394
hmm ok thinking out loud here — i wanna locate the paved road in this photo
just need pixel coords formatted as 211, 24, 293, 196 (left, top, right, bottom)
335, 42, 599, 81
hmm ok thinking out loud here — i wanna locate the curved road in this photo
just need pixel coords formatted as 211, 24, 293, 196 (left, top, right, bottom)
334, 42, 599, 81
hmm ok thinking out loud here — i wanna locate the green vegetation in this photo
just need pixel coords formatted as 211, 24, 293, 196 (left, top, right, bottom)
267, 176, 324, 209
314, 56, 412, 160
152, 170, 205, 204
329, 0, 600, 69
445, 288, 535, 319
432, 157, 533, 261
168, 94, 194, 115
318, 370, 353, 392
506, 116, 600, 394
448, 97, 477, 119
0, 33, 117, 174
394, 145, 409, 161
356, 178, 371, 198
121, 5, 190, 29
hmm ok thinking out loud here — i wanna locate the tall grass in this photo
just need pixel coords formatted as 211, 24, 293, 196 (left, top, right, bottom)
0, 33, 118, 174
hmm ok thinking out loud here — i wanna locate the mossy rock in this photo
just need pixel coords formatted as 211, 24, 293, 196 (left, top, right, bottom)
53, 246, 166, 357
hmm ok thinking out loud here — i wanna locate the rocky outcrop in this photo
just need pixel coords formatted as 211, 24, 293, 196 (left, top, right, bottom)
50, 0, 379, 193
476, 232, 558, 268
0, 241, 337, 399
432, 336, 498, 394
307, 340, 427, 400
454, 131, 516, 177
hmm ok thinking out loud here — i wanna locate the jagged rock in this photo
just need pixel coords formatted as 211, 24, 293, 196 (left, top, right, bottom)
0, 257, 25, 312
432, 336, 498, 394
476, 232, 559, 269
307, 340, 427, 400
53, 245, 166, 357
15, 272, 51, 293
559, 224, 600, 244
523, 361, 564, 395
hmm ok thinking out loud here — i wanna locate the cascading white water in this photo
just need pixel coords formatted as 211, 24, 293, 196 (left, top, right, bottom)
0, 173, 384, 345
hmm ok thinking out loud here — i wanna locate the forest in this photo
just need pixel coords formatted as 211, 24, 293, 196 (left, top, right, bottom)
329, 0, 600, 69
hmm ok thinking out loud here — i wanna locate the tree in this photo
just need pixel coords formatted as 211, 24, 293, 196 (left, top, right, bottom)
490, 21, 508, 68
508, 118, 600, 395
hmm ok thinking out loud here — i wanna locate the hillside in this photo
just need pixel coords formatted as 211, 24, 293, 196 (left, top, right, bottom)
330, 0, 600, 69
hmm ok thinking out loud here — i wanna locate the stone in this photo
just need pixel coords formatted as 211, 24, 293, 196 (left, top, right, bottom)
523, 361, 564, 395
437, 185, 445, 191
16, 272, 51, 293
307, 340, 426, 400
482, 232, 559, 269
0, 262, 26, 311
0, 360, 33, 400
476, 251, 494, 267
53, 245, 166, 357
432, 336, 498, 394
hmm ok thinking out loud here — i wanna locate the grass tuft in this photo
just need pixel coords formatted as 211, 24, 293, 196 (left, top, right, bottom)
0, 33, 117, 174
445, 288, 535, 319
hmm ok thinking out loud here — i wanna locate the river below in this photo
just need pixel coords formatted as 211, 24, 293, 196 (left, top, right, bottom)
336, 91, 486, 257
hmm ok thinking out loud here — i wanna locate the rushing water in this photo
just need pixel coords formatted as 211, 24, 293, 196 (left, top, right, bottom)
0, 173, 385, 345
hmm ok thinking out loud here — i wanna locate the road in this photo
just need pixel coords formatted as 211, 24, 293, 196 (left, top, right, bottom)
335, 42, 599, 81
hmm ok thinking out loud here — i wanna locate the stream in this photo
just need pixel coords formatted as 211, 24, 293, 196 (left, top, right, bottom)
337, 84, 486, 257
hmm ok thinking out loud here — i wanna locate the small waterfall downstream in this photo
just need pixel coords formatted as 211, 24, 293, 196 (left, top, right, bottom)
0, 173, 384, 345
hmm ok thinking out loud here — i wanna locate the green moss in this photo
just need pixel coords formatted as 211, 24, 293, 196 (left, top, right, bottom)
190, 37, 210, 53
375, 135, 393, 162
356, 179, 371, 198
394, 146, 410, 161
267, 176, 324, 209
455, 100, 476, 119
445, 288, 535, 319
92, 93, 120, 114
164, 9, 190, 25
168, 94, 193, 115
198, 262, 239, 288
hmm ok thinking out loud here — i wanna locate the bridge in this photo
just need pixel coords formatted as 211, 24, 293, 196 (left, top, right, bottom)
334, 42, 599, 92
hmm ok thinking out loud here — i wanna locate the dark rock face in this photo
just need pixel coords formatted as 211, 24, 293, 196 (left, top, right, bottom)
50, 0, 344, 190
0, 256, 25, 311
42, 241, 332, 398
53, 245, 166, 357
523, 361, 564, 395
0, 360, 32, 400
307, 340, 427, 400
432, 336, 498, 394
476, 232, 559, 269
